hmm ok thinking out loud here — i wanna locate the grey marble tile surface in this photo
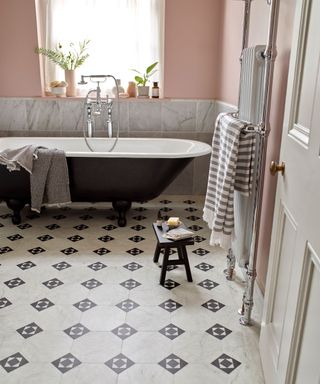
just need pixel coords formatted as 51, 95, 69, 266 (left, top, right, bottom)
161, 100, 197, 132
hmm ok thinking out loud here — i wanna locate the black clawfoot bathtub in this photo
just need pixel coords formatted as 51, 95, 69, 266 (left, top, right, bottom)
0, 137, 211, 226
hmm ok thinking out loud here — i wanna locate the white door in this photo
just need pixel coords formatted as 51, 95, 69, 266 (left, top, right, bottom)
259, 0, 320, 383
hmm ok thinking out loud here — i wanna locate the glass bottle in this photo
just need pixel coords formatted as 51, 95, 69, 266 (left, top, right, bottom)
152, 82, 159, 98
112, 79, 125, 97
156, 209, 163, 227
127, 81, 137, 98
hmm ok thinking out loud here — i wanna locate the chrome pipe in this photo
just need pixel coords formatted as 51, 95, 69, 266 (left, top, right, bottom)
240, 0, 281, 326
237, 0, 253, 114
241, 0, 252, 52
224, 248, 236, 281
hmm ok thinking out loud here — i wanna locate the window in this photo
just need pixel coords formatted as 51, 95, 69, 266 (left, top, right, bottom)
36, 0, 164, 95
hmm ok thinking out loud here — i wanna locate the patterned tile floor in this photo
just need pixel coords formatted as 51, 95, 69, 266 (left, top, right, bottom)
0, 196, 264, 383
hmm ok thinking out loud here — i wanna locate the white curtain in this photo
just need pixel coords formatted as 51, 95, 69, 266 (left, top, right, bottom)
38, 0, 164, 95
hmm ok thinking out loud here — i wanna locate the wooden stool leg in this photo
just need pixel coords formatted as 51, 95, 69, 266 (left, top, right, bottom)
177, 247, 184, 261
160, 248, 170, 285
179, 245, 193, 282
153, 243, 161, 262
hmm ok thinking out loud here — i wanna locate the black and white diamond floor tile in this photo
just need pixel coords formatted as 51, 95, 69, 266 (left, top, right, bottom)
73, 299, 97, 312
0, 196, 263, 382
4, 277, 25, 288
42, 278, 64, 289
206, 323, 232, 340
211, 353, 241, 374
17, 261, 36, 270
16, 322, 43, 339
7, 234, 23, 241
116, 299, 139, 313
112, 323, 137, 340
0, 246, 13, 254
158, 353, 188, 374
159, 323, 185, 340
120, 279, 141, 290
52, 353, 81, 373
31, 298, 55, 312
105, 353, 134, 374
64, 323, 90, 340
0, 352, 28, 373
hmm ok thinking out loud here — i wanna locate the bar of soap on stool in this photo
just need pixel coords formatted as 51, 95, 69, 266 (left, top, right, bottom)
167, 217, 180, 226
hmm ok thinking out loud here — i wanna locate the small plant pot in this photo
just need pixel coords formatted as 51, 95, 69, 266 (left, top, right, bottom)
137, 86, 150, 98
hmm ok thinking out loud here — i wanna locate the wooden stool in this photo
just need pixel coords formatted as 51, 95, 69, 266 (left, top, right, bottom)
152, 223, 193, 285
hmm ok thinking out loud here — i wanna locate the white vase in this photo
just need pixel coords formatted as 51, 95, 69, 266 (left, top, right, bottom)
64, 70, 76, 97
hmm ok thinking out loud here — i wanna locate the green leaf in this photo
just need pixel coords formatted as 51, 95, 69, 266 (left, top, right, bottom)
146, 61, 158, 74
134, 75, 144, 85
35, 39, 90, 70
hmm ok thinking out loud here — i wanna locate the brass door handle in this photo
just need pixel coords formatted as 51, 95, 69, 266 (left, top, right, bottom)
270, 161, 285, 175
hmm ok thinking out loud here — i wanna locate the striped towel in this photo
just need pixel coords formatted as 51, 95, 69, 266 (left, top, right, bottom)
203, 112, 256, 249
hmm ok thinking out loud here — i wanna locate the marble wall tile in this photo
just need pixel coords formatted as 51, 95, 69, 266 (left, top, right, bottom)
215, 100, 237, 116
26, 99, 63, 131
162, 131, 198, 140
196, 100, 215, 132
0, 98, 28, 131
112, 100, 129, 134
161, 100, 197, 132
129, 100, 161, 131
59, 99, 85, 132
127, 130, 163, 138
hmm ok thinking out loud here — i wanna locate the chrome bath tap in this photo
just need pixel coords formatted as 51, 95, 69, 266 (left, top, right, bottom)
81, 75, 116, 138
86, 103, 93, 138
106, 96, 113, 138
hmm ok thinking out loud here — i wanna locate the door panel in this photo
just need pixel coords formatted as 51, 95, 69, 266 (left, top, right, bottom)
270, 204, 297, 356
293, 249, 320, 383
296, 0, 320, 131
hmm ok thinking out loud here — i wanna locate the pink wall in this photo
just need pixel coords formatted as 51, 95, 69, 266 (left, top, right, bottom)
0, 0, 42, 97
164, 0, 222, 99
216, 1, 243, 105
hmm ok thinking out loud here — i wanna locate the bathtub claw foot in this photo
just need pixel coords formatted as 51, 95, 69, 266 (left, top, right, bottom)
112, 200, 132, 227
6, 199, 25, 225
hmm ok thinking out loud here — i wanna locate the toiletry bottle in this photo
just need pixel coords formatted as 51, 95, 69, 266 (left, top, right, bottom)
152, 82, 159, 98
127, 81, 137, 98
156, 210, 163, 227
112, 79, 125, 97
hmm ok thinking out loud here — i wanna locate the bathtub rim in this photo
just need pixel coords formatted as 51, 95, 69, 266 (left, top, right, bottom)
0, 137, 212, 159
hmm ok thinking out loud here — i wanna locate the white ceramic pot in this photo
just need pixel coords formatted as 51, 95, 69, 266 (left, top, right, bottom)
50, 86, 67, 97
137, 86, 150, 98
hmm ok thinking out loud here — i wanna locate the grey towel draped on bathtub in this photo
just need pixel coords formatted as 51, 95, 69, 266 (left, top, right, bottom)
31, 148, 71, 213
203, 112, 256, 249
0, 145, 71, 213
0, 145, 39, 174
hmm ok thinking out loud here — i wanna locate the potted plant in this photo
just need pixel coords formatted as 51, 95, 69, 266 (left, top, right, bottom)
131, 61, 158, 98
35, 40, 90, 97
